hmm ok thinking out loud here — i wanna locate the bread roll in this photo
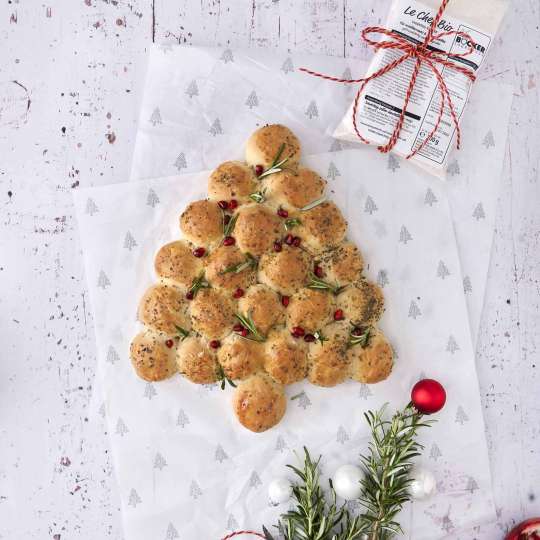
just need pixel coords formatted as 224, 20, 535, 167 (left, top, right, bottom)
286, 288, 334, 333
238, 284, 284, 335
190, 288, 235, 339
130, 330, 177, 381
208, 161, 255, 202
336, 279, 384, 326
245, 124, 301, 169
176, 336, 219, 384
217, 333, 264, 380
348, 328, 393, 383
258, 246, 311, 295
265, 167, 325, 210
180, 199, 223, 247
154, 240, 203, 290
205, 245, 256, 291
264, 329, 308, 385
319, 242, 364, 286
299, 201, 347, 252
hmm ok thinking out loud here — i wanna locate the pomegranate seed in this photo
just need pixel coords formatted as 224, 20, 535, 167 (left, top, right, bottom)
223, 236, 236, 246
165, 339, 174, 348
292, 236, 301, 247
334, 309, 345, 321
233, 323, 244, 332
284, 234, 294, 246
352, 327, 364, 336
255, 164, 264, 176
304, 334, 316, 343
281, 295, 290, 307
193, 247, 206, 258
277, 208, 289, 218
274, 241, 282, 252
218, 200, 229, 210
241, 328, 249, 337
229, 199, 238, 210
186, 291, 194, 300
223, 214, 231, 225
209, 340, 221, 349
233, 288, 244, 299
292, 326, 305, 337
314, 265, 324, 278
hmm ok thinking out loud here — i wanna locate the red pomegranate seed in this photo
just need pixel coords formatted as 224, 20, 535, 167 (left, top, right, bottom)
352, 327, 364, 336
274, 241, 282, 252
241, 328, 249, 337
209, 340, 221, 349
292, 326, 305, 337
193, 247, 206, 258
281, 295, 290, 307
304, 334, 316, 343
223, 236, 236, 246
334, 309, 345, 321
233, 288, 244, 299
314, 265, 324, 278
233, 323, 244, 332
277, 208, 289, 218
186, 291, 194, 300
255, 164, 264, 176
229, 199, 238, 210
218, 200, 229, 210
284, 234, 294, 246
292, 236, 301, 247
165, 339, 174, 348
223, 214, 231, 225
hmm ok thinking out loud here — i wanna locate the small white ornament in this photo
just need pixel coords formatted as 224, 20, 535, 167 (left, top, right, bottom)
409, 467, 436, 500
333, 464, 363, 500
268, 477, 292, 505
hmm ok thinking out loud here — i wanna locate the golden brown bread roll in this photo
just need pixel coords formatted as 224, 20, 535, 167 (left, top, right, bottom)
217, 333, 263, 380
238, 284, 284, 335
348, 328, 393, 383
138, 283, 190, 336
299, 201, 347, 252
154, 240, 204, 290
204, 245, 257, 292
286, 288, 334, 333
234, 204, 283, 256
245, 124, 301, 169
265, 167, 326, 210
232, 373, 287, 433
176, 336, 219, 384
208, 161, 256, 202
258, 246, 311, 295
319, 242, 364, 286
189, 288, 235, 340
130, 330, 177, 381
336, 279, 384, 326
264, 329, 308, 385
180, 199, 223, 247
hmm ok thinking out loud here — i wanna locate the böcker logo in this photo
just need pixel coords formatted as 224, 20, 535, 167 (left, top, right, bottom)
455, 35, 486, 54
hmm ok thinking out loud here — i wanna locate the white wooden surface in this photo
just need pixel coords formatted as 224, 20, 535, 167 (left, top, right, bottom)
0, 1, 538, 539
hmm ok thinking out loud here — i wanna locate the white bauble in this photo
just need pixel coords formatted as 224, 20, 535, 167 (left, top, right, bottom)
409, 467, 436, 500
268, 477, 292, 505
333, 464, 363, 500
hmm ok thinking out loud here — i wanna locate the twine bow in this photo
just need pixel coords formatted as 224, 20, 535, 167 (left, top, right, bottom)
300, 0, 477, 159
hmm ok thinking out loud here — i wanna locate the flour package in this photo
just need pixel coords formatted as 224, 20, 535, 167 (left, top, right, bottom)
333, 0, 508, 177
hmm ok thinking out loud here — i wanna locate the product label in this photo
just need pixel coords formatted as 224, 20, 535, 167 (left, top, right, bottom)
355, 0, 493, 169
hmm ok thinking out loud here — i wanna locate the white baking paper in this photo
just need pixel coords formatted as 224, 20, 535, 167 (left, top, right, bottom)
130, 44, 512, 346
74, 149, 495, 539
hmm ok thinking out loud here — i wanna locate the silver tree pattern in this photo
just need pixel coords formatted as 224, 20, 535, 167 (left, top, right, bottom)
359, 383, 372, 400
221, 48, 234, 63
408, 300, 421, 319
275, 435, 287, 453
123, 231, 137, 251
364, 195, 378, 215
376, 269, 389, 288
189, 480, 203, 499
147, 188, 160, 208
85, 197, 98, 216
424, 188, 438, 206
441, 515, 454, 533
149, 107, 162, 126
305, 100, 319, 119
227, 514, 239, 531
281, 57, 294, 74
186, 79, 199, 98
342, 67, 352, 80
97, 270, 110, 289
245, 90, 259, 109
128, 488, 141, 507
327, 161, 341, 180
463, 276, 472, 294
336, 425, 349, 444
295, 391, 311, 409
248, 471, 262, 489
329, 139, 343, 152
399, 225, 412, 244
446, 335, 460, 354
174, 152, 187, 171
177, 409, 190, 428
165, 522, 179, 540
209, 118, 223, 136
447, 159, 460, 176
215, 444, 228, 463
144, 382, 157, 400
116, 418, 128, 437
430, 442, 442, 461
482, 129, 495, 148
107, 345, 119, 364
437, 260, 450, 279
388, 153, 400, 172
473, 202, 486, 220
466, 476, 479, 493
154, 452, 167, 470
455, 405, 469, 425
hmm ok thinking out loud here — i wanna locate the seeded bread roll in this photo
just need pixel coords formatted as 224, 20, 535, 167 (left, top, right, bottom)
130, 330, 177, 381
154, 240, 203, 290
232, 373, 287, 433
217, 333, 264, 380
265, 168, 326, 210
180, 199, 223, 247
205, 245, 256, 291
176, 336, 219, 384
307, 322, 350, 387
245, 124, 301, 169
336, 279, 384, 326
258, 246, 311, 295
190, 288, 235, 340
138, 283, 190, 336
299, 201, 347, 252
286, 288, 334, 333
234, 204, 283, 256
264, 329, 308, 385
319, 242, 364, 286
238, 284, 284, 335
208, 161, 256, 203
348, 328, 393, 384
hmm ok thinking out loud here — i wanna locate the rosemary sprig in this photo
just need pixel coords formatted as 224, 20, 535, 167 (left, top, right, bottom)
174, 325, 190, 340
216, 364, 237, 390
301, 196, 327, 212
249, 189, 267, 204
307, 272, 345, 295
259, 143, 290, 179
223, 212, 238, 238
348, 326, 372, 349
235, 311, 266, 342
284, 217, 302, 231
313, 330, 327, 345
219, 253, 257, 275
188, 272, 210, 298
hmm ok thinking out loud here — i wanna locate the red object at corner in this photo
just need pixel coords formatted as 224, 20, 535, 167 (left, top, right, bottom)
411, 379, 446, 415
505, 518, 540, 540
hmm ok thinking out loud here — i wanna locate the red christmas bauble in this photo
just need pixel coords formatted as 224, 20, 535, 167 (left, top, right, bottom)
505, 518, 540, 540
411, 379, 446, 415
